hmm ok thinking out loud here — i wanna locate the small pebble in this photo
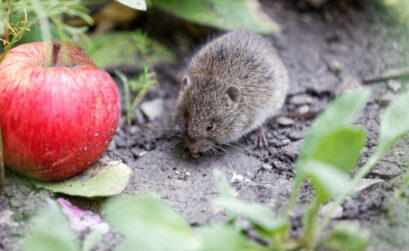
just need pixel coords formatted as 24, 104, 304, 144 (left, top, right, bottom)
272, 160, 292, 171
0, 209, 18, 227
281, 138, 291, 145
288, 131, 304, 140
298, 105, 310, 114
387, 80, 401, 93
370, 163, 401, 179
262, 163, 273, 170
290, 94, 313, 105
129, 126, 138, 134
140, 99, 164, 121
231, 172, 244, 183
277, 117, 294, 126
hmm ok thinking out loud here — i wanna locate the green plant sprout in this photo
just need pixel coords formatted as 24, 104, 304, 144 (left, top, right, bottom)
0, 0, 92, 63
23, 88, 409, 250
115, 67, 157, 125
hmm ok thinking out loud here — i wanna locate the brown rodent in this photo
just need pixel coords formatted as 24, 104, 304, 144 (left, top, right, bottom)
175, 30, 289, 154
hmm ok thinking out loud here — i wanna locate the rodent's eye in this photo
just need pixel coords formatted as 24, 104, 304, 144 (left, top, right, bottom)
206, 123, 215, 131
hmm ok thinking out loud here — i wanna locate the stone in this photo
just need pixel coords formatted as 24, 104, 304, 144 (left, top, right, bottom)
140, 99, 164, 121
231, 172, 244, 183
272, 160, 292, 171
370, 163, 401, 179
281, 140, 301, 159
288, 131, 305, 140
387, 79, 401, 93
262, 163, 273, 171
298, 105, 310, 114
0, 210, 18, 227
277, 117, 295, 126
290, 94, 313, 105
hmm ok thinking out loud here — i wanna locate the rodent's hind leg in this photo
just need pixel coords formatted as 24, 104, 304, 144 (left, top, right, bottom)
253, 126, 270, 148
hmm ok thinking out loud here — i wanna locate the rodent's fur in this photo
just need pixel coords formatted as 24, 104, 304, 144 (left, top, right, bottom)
175, 30, 289, 153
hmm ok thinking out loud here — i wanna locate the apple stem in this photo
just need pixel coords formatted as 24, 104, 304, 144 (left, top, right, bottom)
52, 40, 61, 66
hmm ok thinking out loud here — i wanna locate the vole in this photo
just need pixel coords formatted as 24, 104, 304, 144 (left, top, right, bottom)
175, 30, 289, 154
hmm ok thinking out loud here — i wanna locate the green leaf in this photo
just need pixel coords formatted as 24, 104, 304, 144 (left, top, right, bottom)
376, 90, 409, 157
151, 0, 279, 34
116, 0, 147, 10
22, 199, 79, 251
300, 88, 370, 159
285, 88, 369, 214
33, 158, 131, 197
310, 126, 366, 173
115, 70, 132, 125
322, 222, 370, 251
213, 169, 236, 197
302, 161, 351, 202
212, 197, 288, 234
82, 31, 174, 71
301, 200, 321, 248
82, 229, 103, 251
103, 194, 200, 251
196, 224, 267, 251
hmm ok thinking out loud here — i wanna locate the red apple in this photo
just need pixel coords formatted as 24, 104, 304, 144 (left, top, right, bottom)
0, 41, 120, 182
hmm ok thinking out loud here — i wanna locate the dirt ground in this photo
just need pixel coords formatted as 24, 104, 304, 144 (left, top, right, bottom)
2, 0, 409, 250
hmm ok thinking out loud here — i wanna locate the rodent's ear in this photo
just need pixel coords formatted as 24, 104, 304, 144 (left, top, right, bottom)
224, 86, 241, 107
182, 75, 192, 91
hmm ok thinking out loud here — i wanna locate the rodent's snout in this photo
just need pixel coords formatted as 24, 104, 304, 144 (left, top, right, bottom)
186, 139, 211, 154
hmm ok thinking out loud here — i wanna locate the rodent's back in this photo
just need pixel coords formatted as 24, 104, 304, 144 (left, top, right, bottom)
178, 30, 289, 144
187, 30, 288, 91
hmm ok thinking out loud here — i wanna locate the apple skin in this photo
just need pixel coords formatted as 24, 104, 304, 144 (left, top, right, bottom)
0, 41, 120, 182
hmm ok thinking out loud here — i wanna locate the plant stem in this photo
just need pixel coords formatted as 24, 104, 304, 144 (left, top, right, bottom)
315, 151, 380, 243
31, 0, 53, 66
51, 41, 60, 65
4, 2, 9, 43
300, 200, 321, 249
284, 176, 302, 216
284, 162, 305, 217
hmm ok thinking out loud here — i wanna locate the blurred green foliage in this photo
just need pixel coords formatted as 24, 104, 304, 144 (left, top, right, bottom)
151, 0, 278, 34
115, 67, 157, 125
382, 0, 409, 22
82, 31, 174, 71
0, 0, 92, 53
33, 159, 131, 197
22, 199, 79, 251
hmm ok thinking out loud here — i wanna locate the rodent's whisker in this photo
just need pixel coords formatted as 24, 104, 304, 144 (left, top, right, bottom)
214, 144, 231, 155
222, 142, 243, 152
